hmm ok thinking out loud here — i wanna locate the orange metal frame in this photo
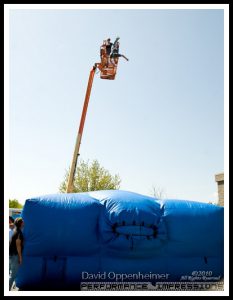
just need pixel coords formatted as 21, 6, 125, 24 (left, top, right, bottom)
66, 43, 120, 192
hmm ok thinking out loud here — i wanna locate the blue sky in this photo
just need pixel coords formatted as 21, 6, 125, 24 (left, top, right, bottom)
7, 6, 226, 205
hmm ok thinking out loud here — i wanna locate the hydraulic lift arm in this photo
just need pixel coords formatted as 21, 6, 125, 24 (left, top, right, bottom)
66, 64, 97, 193
66, 37, 127, 193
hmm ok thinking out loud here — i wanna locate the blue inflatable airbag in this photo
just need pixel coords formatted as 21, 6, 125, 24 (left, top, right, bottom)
16, 190, 223, 290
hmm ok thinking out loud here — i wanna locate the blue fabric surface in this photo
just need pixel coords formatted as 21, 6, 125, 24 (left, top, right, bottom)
16, 190, 224, 289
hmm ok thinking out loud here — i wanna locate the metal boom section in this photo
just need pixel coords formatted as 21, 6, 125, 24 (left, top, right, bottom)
66, 64, 97, 193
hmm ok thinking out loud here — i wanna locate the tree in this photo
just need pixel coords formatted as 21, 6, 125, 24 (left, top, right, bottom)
150, 185, 166, 200
59, 159, 121, 193
9, 199, 23, 208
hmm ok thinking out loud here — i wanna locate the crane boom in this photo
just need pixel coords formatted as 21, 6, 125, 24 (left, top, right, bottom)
66, 64, 97, 193
66, 37, 128, 193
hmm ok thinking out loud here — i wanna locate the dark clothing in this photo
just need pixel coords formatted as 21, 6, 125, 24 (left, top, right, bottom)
110, 41, 120, 58
9, 229, 23, 256
112, 37, 120, 49
111, 46, 121, 59
110, 49, 120, 58
106, 42, 113, 55
111, 53, 122, 58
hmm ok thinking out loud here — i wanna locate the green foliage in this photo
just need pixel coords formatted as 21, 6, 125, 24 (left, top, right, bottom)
9, 199, 23, 208
59, 159, 121, 193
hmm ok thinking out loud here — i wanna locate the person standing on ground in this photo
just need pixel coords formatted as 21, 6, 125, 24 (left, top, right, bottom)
9, 216, 15, 243
9, 217, 24, 290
